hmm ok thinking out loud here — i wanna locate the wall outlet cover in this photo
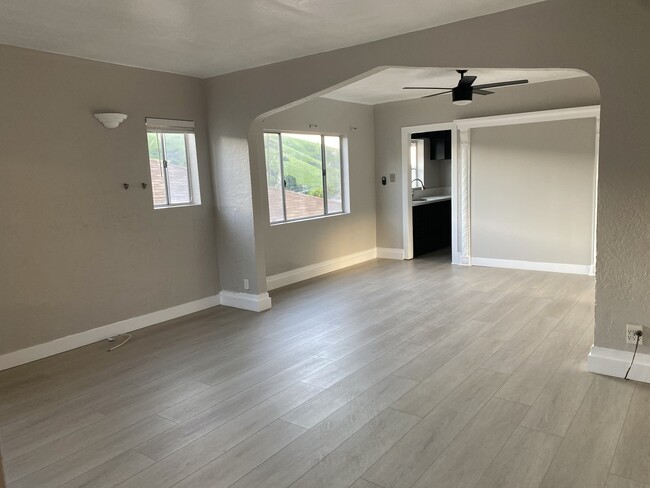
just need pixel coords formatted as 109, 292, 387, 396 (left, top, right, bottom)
627, 324, 644, 345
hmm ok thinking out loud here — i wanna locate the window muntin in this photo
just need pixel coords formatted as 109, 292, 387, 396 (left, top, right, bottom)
264, 131, 345, 223
146, 118, 200, 208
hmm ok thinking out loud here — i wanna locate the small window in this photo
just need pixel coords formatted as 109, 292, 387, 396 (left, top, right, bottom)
264, 131, 346, 223
410, 139, 425, 188
146, 118, 201, 208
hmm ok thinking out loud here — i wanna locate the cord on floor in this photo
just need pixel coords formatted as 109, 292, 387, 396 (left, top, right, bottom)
624, 331, 643, 380
107, 334, 132, 352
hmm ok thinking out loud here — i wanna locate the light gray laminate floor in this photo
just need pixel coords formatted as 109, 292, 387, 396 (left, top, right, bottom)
1, 251, 649, 488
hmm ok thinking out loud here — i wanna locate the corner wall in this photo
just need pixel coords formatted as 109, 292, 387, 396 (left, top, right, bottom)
253, 98, 376, 277
0, 45, 220, 356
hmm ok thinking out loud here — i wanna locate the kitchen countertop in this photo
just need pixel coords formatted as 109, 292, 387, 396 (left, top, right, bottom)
412, 195, 451, 207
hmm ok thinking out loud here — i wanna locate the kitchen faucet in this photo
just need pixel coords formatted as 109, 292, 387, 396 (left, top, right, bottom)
411, 178, 425, 192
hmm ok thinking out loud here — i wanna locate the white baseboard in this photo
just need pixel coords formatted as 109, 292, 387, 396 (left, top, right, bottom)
376, 248, 404, 260
0, 294, 221, 372
267, 248, 378, 290
588, 346, 650, 384
219, 291, 272, 312
471, 257, 594, 276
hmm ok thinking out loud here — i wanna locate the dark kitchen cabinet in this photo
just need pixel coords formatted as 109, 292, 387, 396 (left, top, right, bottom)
429, 131, 452, 160
411, 130, 452, 160
413, 200, 452, 257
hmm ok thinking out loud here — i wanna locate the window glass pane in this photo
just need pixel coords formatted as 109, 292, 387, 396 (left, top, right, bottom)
163, 133, 191, 204
264, 133, 284, 222
410, 140, 424, 188
282, 133, 324, 220
324, 136, 342, 213
147, 132, 168, 206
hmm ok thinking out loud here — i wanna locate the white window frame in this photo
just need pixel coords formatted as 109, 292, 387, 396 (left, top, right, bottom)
264, 131, 348, 224
146, 118, 201, 209
410, 139, 425, 188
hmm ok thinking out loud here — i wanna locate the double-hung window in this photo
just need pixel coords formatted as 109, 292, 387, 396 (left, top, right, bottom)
264, 132, 345, 223
146, 118, 201, 208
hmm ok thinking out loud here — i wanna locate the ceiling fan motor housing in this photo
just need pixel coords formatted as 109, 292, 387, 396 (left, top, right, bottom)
452, 84, 473, 105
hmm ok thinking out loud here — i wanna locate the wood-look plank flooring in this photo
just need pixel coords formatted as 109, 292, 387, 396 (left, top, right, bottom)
1, 250, 648, 488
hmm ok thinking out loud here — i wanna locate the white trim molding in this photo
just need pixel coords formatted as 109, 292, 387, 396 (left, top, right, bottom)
219, 291, 272, 312
471, 257, 594, 275
588, 346, 650, 384
455, 105, 601, 130
377, 248, 405, 260
0, 294, 221, 372
401, 121, 456, 261
267, 248, 378, 291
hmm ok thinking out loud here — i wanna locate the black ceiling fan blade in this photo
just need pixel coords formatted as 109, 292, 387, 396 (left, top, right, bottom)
472, 79, 529, 90
472, 89, 495, 95
403, 86, 453, 90
421, 90, 452, 99
458, 75, 477, 87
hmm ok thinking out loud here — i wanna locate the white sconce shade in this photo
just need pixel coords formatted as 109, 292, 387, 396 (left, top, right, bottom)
94, 113, 128, 129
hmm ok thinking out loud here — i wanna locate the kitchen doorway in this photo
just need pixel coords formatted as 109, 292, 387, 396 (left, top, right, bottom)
401, 122, 457, 261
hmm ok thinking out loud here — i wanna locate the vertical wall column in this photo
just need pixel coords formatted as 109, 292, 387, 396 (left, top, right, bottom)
458, 128, 472, 265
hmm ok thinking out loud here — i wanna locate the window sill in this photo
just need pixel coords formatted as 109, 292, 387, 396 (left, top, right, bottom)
270, 211, 348, 226
154, 202, 201, 210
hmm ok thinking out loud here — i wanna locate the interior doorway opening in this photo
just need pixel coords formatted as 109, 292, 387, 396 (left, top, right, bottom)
401, 121, 456, 261
409, 129, 453, 260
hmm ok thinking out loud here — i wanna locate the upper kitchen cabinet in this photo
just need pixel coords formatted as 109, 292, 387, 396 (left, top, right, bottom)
412, 130, 451, 160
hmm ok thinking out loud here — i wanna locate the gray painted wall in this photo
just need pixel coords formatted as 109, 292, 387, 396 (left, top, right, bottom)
374, 76, 601, 250
470, 119, 597, 265
0, 45, 219, 355
254, 98, 376, 276
203, 0, 650, 356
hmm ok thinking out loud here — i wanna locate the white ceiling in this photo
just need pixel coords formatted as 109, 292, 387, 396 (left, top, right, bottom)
322, 67, 589, 105
0, 0, 546, 78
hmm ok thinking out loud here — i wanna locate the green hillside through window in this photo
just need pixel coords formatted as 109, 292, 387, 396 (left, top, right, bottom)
279, 135, 341, 195
265, 131, 344, 222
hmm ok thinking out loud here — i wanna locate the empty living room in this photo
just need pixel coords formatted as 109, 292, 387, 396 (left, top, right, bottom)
1, 1, 649, 487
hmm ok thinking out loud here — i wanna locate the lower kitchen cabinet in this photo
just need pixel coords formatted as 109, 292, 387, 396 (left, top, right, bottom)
412, 200, 451, 257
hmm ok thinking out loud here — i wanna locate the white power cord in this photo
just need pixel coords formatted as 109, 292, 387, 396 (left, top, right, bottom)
107, 334, 132, 352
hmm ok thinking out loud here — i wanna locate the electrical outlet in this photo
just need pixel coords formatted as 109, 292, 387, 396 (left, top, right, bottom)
243, 278, 250, 290
389, 173, 396, 182
626, 324, 643, 345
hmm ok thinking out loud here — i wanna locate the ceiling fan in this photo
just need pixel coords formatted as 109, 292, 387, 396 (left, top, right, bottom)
403, 69, 529, 105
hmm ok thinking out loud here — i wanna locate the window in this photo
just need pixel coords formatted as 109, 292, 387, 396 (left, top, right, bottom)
264, 132, 345, 223
146, 118, 201, 208
410, 139, 425, 188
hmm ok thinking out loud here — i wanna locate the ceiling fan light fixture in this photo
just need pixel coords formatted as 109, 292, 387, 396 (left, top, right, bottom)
452, 85, 473, 105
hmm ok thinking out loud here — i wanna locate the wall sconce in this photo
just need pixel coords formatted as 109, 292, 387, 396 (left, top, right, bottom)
94, 113, 128, 129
